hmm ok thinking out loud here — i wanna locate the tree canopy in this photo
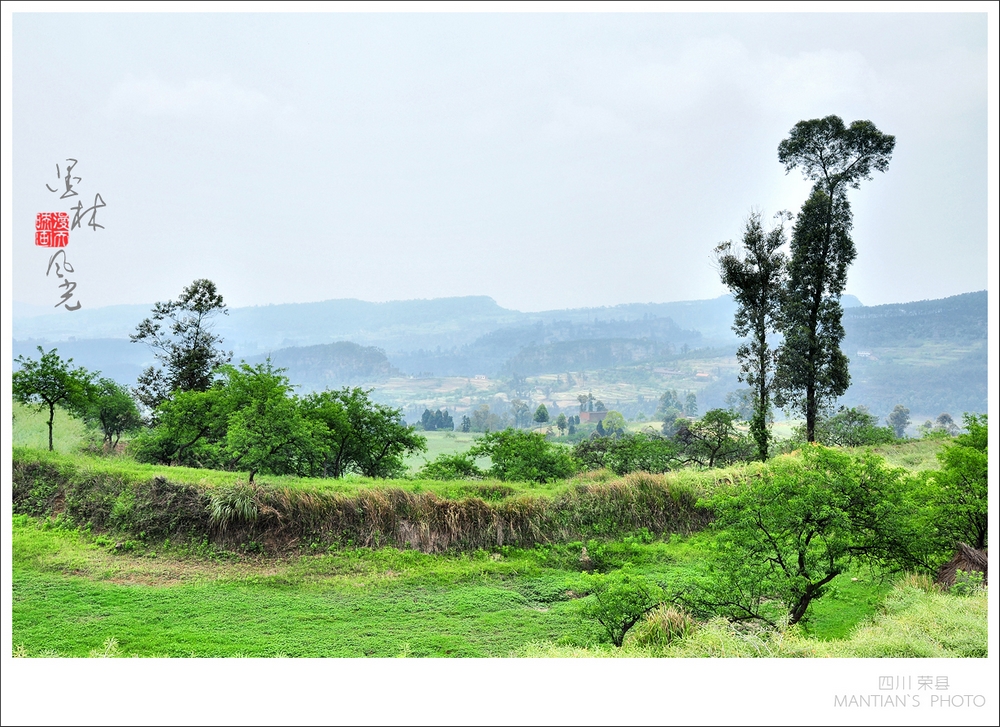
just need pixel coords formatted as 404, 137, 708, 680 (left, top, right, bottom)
130, 279, 232, 410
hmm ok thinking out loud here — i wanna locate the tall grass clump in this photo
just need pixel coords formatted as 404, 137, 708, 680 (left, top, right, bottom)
627, 605, 697, 649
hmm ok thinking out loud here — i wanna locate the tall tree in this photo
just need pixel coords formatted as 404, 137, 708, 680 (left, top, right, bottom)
886, 405, 911, 439
774, 116, 895, 441
715, 210, 789, 460
130, 279, 232, 410
13, 346, 95, 451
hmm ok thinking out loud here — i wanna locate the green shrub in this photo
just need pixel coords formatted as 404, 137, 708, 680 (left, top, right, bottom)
950, 569, 985, 597
417, 452, 482, 480
580, 568, 664, 647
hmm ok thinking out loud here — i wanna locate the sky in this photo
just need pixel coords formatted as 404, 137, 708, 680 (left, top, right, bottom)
9, 9, 991, 314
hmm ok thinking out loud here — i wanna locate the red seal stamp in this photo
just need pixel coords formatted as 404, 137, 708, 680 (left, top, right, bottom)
35, 212, 70, 247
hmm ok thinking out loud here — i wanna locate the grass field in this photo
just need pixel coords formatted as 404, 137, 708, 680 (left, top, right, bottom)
12, 401, 92, 453
14, 514, 957, 658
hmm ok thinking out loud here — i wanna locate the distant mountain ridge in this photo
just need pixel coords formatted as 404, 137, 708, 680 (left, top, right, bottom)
12, 292, 865, 355
13, 291, 984, 418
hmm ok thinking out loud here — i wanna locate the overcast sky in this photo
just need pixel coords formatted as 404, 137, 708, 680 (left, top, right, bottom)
10, 10, 990, 313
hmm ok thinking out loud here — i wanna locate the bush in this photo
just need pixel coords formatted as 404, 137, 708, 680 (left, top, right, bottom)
580, 568, 664, 647
469, 429, 577, 483
417, 452, 483, 480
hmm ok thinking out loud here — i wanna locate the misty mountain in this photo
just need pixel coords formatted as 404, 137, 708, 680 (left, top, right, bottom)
11, 292, 864, 359
392, 315, 704, 377
246, 342, 399, 390
842, 291, 986, 348
12, 290, 982, 420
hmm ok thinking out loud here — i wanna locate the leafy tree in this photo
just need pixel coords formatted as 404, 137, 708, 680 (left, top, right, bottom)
602, 411, 626, 436
533, 403, 550, 425
674, 409, 752, 468
886, 404, 911, 438
131, 387, 231, 467
596, 420, 607, 437
460, 415, 472, 433
660, 412, 684, 439
774, 116, 895, 442
573, 436, 612, 470
220, 361, 310, 484
811, 406, 896, 447
683, 392, 698, 418
935, 412, 959, 436
470, 404, 493, 433
298, 389, 354, 478
931, 414, 987, 550
469, 429, 576, 483
13, 346, 95, 451
656, 390, 682, 420
420, 408, 454, 431
510, 399, 531, 429
581, 569, 664, 647
83, 377, 143, 449
701, 447, 925, 625
555, 413, 568, 435
715, 210, 789, 460
300, 387, 426, 479
130, 279, 232, 410
598, 432, 680, 476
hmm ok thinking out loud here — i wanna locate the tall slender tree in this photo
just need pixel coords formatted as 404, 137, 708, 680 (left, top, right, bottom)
715, 210, 789, 460
773, 116, 895, 441
130, 279, 232, 410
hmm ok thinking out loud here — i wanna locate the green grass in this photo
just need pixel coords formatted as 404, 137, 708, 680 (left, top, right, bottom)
12, 401, 91, 453
404, 430, 487, 473
12, 512, 986, 658
10, 515, 606, 657
853, 437, 946, 471
797, 570, 893, 640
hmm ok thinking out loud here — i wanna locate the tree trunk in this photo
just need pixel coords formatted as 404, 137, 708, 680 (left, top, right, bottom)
48, 403, 55, 451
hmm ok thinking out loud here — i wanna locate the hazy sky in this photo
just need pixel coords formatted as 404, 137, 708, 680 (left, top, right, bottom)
11, 10, 990, 312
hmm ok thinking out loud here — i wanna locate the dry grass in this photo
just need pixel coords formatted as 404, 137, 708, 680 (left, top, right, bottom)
14, 451, 711, 553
